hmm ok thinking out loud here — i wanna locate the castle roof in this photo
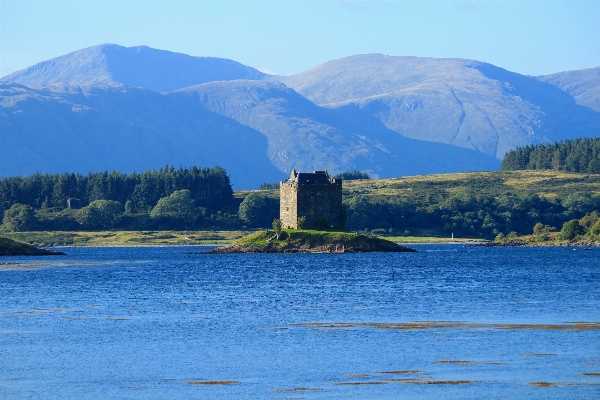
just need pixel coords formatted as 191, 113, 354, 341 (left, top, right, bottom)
283, 170, 332, 185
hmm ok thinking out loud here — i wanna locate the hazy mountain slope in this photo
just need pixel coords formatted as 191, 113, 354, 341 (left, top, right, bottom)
280, 54, 600, 158
536, 66, 600, 112
174, 80, 500, 177
0, 82, 282, 189
1, 44, 266, 92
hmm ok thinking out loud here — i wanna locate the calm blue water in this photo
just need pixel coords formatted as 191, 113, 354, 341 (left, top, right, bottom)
1, 245, 599, 399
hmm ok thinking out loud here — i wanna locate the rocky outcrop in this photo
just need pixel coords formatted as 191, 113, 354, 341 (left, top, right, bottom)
0, 236, 65, 256
206, 230, 416, 254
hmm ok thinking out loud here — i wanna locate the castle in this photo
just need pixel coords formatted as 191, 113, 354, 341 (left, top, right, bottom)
280, 169, 343, 229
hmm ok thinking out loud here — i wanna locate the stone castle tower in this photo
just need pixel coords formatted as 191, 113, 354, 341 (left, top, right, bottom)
280, 169, 343, 229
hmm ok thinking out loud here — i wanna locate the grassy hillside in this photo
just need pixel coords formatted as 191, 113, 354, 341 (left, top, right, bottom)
340, 170, 600, 201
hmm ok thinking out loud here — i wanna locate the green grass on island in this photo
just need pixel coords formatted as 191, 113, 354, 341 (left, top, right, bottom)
208, 229, 416, 253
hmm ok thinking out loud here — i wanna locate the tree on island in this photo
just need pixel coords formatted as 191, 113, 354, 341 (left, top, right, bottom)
272, 219, 283, 240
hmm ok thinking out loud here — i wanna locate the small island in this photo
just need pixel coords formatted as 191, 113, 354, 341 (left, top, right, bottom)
206, 230, 416, 253
0, 236, 65, 256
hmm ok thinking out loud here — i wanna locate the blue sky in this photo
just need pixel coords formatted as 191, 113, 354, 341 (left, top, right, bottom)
1, 0, 599, 77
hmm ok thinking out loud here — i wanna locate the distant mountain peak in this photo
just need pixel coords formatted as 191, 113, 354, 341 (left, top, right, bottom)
1, 44, 268, 93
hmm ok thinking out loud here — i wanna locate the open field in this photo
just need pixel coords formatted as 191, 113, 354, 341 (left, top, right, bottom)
341, 170, 600, 202
251, 170, 600, 202
2, 230, 251, 247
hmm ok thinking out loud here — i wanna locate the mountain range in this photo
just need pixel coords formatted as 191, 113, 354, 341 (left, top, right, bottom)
2, 44, 599, 188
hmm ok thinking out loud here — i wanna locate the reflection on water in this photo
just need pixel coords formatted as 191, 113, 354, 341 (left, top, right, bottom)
1, 245, 599, 399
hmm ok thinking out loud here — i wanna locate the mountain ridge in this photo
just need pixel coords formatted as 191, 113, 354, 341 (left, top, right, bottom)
2, 45, 599, 188
2, 44, 267, 92
279, 54, 600, 158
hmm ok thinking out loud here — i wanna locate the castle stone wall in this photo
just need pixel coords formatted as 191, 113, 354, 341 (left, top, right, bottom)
280, 183, 298, 228
280, 170, 343, 229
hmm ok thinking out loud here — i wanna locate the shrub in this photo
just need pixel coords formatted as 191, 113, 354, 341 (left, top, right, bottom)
76, 200, 122, 229
151, 190, 197, 225
559, 219, 585, 240
3, 204, 38, 231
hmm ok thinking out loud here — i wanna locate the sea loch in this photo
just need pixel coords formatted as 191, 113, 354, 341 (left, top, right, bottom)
1, 245, 599, 399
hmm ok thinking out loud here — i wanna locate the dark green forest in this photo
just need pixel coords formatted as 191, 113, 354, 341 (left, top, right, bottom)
501, 138, 600, 173
0, 166, 238, 231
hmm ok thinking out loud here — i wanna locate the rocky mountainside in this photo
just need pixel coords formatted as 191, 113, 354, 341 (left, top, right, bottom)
175, 80, 499, 176
2, 44, 266, 92
536, 66, 600, 112
1, 45, 599, 188
0, 80, 499, 188
280, 54, 600, 158
0, 82, 282, 189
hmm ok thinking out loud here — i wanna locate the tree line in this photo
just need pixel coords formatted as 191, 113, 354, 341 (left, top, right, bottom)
501, 138, 600, 173
1, 166, 236, 231
343, 191, 600, 238
5, 165, 600, 239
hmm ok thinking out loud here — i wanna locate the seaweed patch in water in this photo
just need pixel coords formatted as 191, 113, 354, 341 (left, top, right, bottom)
333, 382, 389, 386
347, 370, 423, 377
527, 381, 556, 387
290, 321, 600, 332
434, 360, 476, 365
519, 353, 557, 357
270, 388, 323, 392
434, 360, 507, 366
526, 381, 600, 388
581, 372, 600, 376
184, 380, 241, 385
395, 380, 479, 385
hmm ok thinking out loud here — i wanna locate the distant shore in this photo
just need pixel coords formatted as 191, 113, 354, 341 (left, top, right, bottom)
1, 230, 486, 248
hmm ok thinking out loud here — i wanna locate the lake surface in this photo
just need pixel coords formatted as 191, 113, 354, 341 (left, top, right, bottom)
1, 245, 599, 399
